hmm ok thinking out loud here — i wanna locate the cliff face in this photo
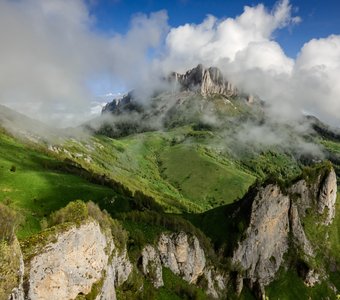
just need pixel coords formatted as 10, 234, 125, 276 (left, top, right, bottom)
232, 184, 290, 287
9, 221, 132, 300
232, 167, 337, 296
170, 64, 237, 98
141, 232, 227, 298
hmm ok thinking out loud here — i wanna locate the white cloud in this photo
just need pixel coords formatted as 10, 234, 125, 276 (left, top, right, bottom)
0, 0, 168, 127
292, 35, 340, 125
161, 0, 299, 73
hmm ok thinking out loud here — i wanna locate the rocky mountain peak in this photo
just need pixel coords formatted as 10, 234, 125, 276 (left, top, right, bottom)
169, 64, 237, 97
102, 64, 237, 114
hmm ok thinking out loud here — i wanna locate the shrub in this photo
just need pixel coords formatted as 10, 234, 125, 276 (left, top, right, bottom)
0, 241, 20, 299
86, 201, 128, 251
110, 218, 128, 252
0, 203, 18, 242
39, 217, 48, 230
49, 200, 88, 226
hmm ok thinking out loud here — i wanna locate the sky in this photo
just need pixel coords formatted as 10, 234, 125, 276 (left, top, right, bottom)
0, 0, 340, 127
91, 0, 340, 58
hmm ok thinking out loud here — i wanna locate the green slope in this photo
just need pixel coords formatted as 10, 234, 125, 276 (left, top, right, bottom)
159, 143, 254, 208
0, 129, 116, 238
59, 127, 256, 213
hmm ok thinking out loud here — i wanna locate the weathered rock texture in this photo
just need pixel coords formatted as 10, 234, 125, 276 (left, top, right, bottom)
170, 64, 237, 98
27, 222, 108, 299
141, 245, 164, 288
158, 231, 206, 284
232, 167, 337, 296
317, 168, 337, 224
232, 184, 290, 286
102, 64, 237, 115
9, 221, 131, 300
140, 232, 227, 298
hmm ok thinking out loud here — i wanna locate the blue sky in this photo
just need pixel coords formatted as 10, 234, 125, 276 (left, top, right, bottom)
90, 0, 340, 58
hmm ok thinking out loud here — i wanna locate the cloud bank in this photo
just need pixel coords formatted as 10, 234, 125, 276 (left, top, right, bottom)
0, 0, 168, 126
0, 0, 340, 127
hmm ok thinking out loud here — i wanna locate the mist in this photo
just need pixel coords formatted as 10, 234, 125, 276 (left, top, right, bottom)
0, 0, 340, 138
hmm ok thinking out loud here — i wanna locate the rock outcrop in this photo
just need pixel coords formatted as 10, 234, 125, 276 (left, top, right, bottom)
232, 166, 337, 296
232, 184, 290, 286
158, 231, 206, 284
140, 232, 227, 298
3, 166, 337, 300
102, 64, 237, 115
317, 168, 337, 224
170, 64, 237, 98
27, 222, 108, 299
9, 221, 131, 300
289, 203, 314, 257
141, 245, 164, 288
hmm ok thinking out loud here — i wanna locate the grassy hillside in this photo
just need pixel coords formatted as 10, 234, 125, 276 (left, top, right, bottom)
57, 126, 256, 213
159, 143, 254, 209
0, 129, 117, 238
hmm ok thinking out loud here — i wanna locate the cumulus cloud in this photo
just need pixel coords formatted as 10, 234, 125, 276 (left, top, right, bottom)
161, 0, 299, 73
293, 35, 340, 125
161, 0, 340, 127
0, 0, 167, 127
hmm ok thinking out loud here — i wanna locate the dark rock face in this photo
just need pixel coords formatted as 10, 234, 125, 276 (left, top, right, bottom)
102, 92, 139, 114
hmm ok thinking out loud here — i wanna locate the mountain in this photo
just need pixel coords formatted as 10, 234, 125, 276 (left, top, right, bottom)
102, 64, 248, 115
96, 64, 259, 139
1, 65, 340, 300
169, 63, 237, 97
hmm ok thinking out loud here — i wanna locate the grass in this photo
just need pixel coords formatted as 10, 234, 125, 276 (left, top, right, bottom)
241, 150, 301, 181
266, 269, 337, 299
0, 131, 117, 238
320, 139, 340, 155
301, 192, 340, 291
159, 143, 255, 209
59, 128, 255, 213
156, 267, 207, 300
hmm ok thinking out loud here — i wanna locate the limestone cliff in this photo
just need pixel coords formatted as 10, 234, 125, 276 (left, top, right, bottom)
8, 220, 131, 300
169, 64, 237, 98
140, 231, 228, 298
232, 166, 337, 296
232, 184, 290, 287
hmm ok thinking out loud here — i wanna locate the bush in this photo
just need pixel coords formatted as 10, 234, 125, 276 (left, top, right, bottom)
39, 217, 48, 230
49, 200, 88, 226
121, 210, 218, 263
86, 201, 128, 251
0, 203, 18, 242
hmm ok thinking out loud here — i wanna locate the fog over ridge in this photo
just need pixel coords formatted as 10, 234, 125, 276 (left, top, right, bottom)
0, 0, 339, 128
